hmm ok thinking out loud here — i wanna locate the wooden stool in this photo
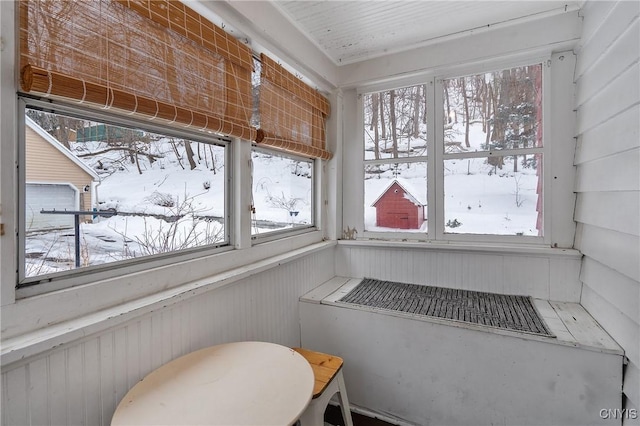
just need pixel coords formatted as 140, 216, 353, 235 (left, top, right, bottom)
293, 347, 354, 426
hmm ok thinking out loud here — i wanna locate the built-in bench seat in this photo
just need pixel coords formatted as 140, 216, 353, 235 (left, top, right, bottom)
299, 277, 624, 426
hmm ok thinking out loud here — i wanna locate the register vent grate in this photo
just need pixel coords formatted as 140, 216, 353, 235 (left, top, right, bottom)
338, 278, 554, 337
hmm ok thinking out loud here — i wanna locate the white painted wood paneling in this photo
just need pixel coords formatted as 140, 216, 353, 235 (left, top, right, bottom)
578, 224, 639, 283
337, 11, 581, 88
300, 294, 623, 425
624, 361, 640, 424
548, 52, 579, 248
581, 258, 640, 325
335, 242, 582, 301
1, 247, 335, 426
575, 2, 639, 79
575, 105, 640, 165
0, 0, 18, 308
576, 19, 639, 107
575, 148, 640, 193
575, 1, 616, 52
275, 1, 579, 65
574, 2, 639, 408
575, 191, 640, 236
549, 256, 583, 302
581, 285, 639, 378
576, 63, 640, 134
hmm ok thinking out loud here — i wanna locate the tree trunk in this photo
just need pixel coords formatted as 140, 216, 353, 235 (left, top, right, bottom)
413, 85, 421, 139
485, 83, 493, 147
379, 93, 386, 140
481, 78, 487, 133
184, 140, 197, 170
422, 84, 428, 124
389, 89, 398, 158
444, 81, 452, 123
170, 139, 185, 170
461, 78, 470, 148
209, 145, 217, 174
372, 93, 380, 160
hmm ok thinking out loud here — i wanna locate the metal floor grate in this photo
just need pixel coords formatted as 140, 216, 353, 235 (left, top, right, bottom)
338, 278, 554, 337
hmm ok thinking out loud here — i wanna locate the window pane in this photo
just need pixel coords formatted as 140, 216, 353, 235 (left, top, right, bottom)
444, 155, 542, 236
365, 162, 427, 232
443, 64, 542, 153
364, 85, 429, 160
23, 109, 227, 279
251, 150, 313, 235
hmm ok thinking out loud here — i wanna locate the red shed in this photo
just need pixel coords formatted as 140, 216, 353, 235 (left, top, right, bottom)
372, 180, 425, 229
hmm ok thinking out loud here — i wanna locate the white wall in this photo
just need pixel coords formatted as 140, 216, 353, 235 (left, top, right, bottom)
339, 12, 581, 247
573, 1, 640, 422
336, 241, 582, 302
1, 246, 335, 425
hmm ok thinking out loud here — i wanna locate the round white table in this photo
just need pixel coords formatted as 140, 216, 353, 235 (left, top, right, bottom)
111, 341, 314, 425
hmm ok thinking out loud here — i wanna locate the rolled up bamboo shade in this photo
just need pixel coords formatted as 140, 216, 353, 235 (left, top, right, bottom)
256, 53, 331, 160
19, 0, 256, 141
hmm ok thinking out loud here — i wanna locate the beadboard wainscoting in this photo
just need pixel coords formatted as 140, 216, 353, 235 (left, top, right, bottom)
1, 246, 335, 426
335, 241, 583, 302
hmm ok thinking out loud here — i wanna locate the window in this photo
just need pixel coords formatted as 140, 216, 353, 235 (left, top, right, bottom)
251, 149, 314, 236
20, 106, 229, 283
442, 64, 543, 236
15, 0, 326, 293
363, 62, 544, 241
363, 85, 429, 233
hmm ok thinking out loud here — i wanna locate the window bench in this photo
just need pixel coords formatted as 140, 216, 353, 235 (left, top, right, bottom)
299, 277, 624, 426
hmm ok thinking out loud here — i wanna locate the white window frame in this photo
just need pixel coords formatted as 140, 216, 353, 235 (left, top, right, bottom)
15, 98, 325, 298
358, 55, 552, 245
17, 97, 235, 297
249, 145, 318, 244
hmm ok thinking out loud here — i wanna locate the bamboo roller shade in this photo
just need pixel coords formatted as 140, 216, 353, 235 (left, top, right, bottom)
19, 0, 256, 141
256, 53, 332, 160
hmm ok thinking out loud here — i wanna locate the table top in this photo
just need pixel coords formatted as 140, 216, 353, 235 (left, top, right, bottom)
111, 341, 314, 426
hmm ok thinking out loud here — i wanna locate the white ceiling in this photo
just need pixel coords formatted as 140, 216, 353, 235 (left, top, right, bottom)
272, 1, 582, 65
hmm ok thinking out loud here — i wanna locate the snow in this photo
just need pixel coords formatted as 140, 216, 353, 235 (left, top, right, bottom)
363, 75, 542, 236
25, 67, 542, 277
24, 124, 312, 277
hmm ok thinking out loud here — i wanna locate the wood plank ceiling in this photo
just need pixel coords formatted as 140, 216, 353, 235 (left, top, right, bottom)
272, 1, 582, 65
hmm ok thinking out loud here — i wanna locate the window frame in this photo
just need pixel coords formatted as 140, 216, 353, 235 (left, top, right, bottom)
16, 97, 235, 297
249, 145, 318, 244
359, 56, 552, 245
15, 97, 325, 298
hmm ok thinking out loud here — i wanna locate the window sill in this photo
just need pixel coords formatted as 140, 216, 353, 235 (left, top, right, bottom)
338, 238, 582, 258
1, 238, 335, 367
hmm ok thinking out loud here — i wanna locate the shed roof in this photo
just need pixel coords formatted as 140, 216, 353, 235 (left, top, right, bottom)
26, 116, 100, 181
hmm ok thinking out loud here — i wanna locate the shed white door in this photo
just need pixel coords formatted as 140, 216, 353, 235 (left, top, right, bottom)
25, 183, 77, 231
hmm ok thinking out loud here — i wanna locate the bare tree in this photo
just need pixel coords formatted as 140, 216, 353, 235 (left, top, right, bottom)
183, 140, 197, 170
413, 85, 421, 139
371, 93, 380, 160
389, 90, 399, 158
379, 92, 387, 141
461, 78, 470, 148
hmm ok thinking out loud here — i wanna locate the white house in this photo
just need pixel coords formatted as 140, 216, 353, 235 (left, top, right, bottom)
0, 1, 638, 425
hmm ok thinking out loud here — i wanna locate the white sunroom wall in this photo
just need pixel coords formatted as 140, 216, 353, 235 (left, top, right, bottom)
573, 1, 640, 421
338, 9, 583, 300
0, 0, 341, 424
1, 247, 335, 426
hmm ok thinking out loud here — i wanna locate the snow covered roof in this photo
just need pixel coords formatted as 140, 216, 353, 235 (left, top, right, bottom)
371, 178, 426, 207
26, 116, 100, 181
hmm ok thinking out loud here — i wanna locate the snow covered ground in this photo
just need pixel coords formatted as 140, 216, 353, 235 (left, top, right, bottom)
363, 117, 541, 236
24, 127, 312, 278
